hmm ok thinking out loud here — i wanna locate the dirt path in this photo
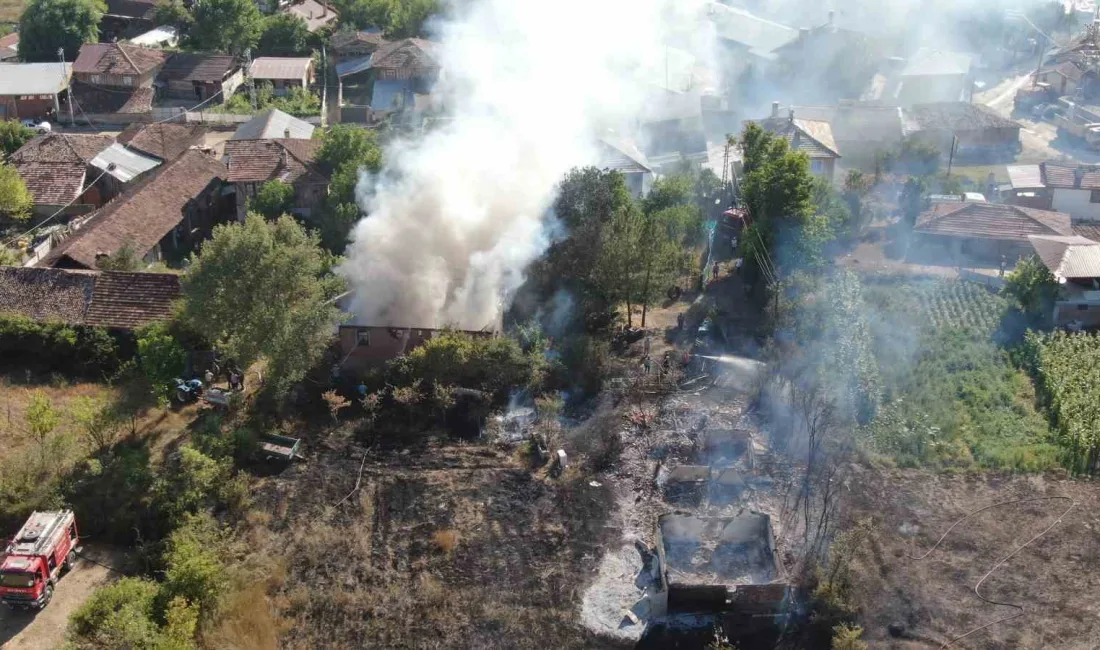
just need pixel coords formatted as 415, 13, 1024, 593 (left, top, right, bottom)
0, 546, 124, 650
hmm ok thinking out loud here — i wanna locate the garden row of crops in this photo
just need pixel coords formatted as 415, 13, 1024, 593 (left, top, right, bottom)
860, 274, 1007, 336
1026, 330, 1100, 471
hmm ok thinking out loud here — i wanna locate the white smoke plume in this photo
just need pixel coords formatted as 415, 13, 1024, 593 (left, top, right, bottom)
340, 0, 713, 330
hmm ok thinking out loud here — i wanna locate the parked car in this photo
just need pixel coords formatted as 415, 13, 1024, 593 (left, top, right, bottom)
19, 120, 51, 134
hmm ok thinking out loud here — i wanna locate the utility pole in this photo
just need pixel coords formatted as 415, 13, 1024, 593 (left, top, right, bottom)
244, 48, 256, 112
58, 48, 74, 127
947, 134, 958, 178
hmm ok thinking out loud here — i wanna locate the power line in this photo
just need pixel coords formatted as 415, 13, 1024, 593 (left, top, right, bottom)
3, 168, 112, 248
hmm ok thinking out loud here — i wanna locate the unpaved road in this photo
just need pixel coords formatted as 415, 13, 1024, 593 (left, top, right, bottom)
0, 547, 124, 650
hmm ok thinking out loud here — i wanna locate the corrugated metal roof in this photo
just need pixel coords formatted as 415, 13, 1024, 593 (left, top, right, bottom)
901, 48, 973, 77
231, 109, 315, 140
0, 63, 72, 96
250, 57, 312, 80
1007, 164, 1044, 189
336, 54, 372, 78
127, 26, 179, 47
597, 135, 652, 174
705, 2, 798, 56
90, 143, 162, 182
1029, 234, 1100, 279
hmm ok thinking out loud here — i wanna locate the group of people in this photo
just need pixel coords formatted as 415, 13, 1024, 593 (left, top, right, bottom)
203, 365, 245, 391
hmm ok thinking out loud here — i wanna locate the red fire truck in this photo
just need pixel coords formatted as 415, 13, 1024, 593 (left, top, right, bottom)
0, 510, 79, 610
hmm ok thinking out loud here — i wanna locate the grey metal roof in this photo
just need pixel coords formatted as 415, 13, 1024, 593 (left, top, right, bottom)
0, 63, 72, 96
597, 135, 651, 174
901, 48, 973, 77
1029, 234, 1100, 279
705, 2, 798, 57
90, 143, 162, 183
336, 54, 372, 78
1007, 164, 1044, 189
230, 109, 315, 141
250, 57, 312, 80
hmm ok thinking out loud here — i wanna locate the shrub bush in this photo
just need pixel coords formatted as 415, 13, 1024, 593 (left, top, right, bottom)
0, 314, 121, 378
69, 577, 162, 649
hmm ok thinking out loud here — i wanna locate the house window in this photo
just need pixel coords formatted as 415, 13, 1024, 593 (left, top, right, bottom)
122, 76, 133, 86
356, 330, 371, 346
1078, 304, 1090, 311
90, 75, 101, 84
811, 159, 825, 174
1091, 190, 1100, 204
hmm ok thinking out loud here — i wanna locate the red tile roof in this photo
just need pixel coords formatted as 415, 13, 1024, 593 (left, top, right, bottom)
1041, 162, 1100, 190
10, 133, 113, 205
330, 29, 388, 54
117, 123, 208, 161
223, 138, 326, 184
0, 266, 179, 329
915, 202, 1073, 241
72, 43, 168, 76
47, 150, 227, 269
369, 38, 440, 80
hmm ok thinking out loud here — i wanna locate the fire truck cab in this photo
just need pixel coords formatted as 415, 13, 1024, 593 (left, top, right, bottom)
0, 510, 79, 610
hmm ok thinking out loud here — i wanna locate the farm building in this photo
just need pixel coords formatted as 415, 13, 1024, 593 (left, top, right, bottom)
913, 202, 1073, 262
230, 109, 315, 141
117, 123, 208, 163
905, 102, 1021, 160
1004, 162, 1100, 221
223, 138, 327, 220
336, 325, 496, 373
747, 104, 840, 180
1029, 234, 1100, 328
250, 57, 314, 95
9, 133, 115, 216
158, 54, 243, 101
0, 62, 72, 122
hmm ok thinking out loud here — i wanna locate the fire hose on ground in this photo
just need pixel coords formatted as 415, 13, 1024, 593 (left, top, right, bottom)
906, 495, 1077, 649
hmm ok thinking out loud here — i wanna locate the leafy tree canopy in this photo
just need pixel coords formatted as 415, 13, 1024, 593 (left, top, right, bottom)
332, 0, 439, 37
18, 0, 104, 61
180, 214, 345, 398
187, 0, 262, 55
0, 120, 35, 157
248, 180, 296, 219
0, 163, 32, 222
257, 12, 310, 56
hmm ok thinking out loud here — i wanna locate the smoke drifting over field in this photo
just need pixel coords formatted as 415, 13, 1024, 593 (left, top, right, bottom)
339, 0, 712, 329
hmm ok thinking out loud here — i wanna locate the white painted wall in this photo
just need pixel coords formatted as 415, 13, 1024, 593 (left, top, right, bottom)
1052, 188, 1100, 221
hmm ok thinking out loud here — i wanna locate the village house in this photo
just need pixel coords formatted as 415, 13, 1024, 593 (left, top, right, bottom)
223, 138, 327, 220
336, 325, 497, 373
0, 266, 180, 330
747, 104, 840, 180
597, 134, 653, 198
364, 38, 440, 112
230, 108, 315, 140
892, 48, 974, 105
250, 57, 314, 95
1035, 61, 1085, 98
785, 102, 906, 166
117, 123, 208, 163
912, 201, 1073, 262
770, 13, 886, 104
705, 2, 796, 78
282, 0, 338, 32
158, 53, 244, 101
70, 42, 168, 116
639, 91, 707, 163
0, 32, 19, 62
904, 102, 1021, 161
42, 150, 229, 270
0, 62, 72, 122
9, 133, 115, 216
1028, 234, 1100, 328
330, 29, 389, 60
1004, 162, 1100, 220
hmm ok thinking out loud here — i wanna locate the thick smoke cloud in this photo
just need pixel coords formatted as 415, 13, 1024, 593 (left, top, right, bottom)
339, 0, 712, 330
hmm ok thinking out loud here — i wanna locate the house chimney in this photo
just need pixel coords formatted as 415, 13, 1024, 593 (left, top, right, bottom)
828, 10, 834, 25
308, 9, 313, 18
1075, 165, 1085, 188
788, 107, 795, 123
322, 2, 327, 17
771, 101, 780, 118
284, 127, 291, 138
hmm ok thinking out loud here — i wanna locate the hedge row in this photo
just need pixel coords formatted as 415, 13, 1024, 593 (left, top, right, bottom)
0, 313, 123, 378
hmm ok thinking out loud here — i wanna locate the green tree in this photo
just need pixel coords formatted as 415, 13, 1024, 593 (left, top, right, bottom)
95, 241, 142, 271
136, 322, 188, 402
831, 624, 868, 650
180, 215, 344, 398
159, 513, 226, 619
248, 180, 296, 219
70, 396, 119, 451
0, 246, 22, 265
1004, 254, 1058, 319
0, 164, 32, 222
18, 0, 104, 62
0, 120, 35, 156
25, 390, 59, 450
317, 125, 383, 251
68, 577, 162, 649
154, 0, 193, 30
899, 177, 927, 226
333, 0, 438, 36
187, 0, 261, 55
257, 12, 310, 56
